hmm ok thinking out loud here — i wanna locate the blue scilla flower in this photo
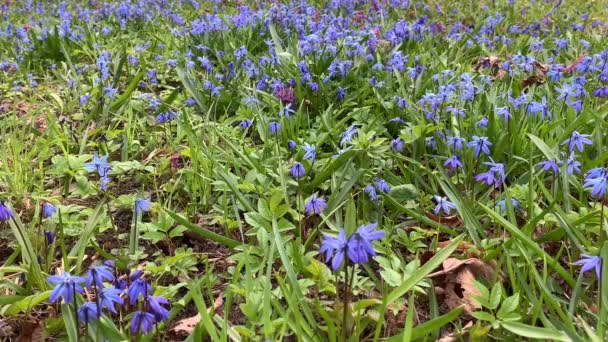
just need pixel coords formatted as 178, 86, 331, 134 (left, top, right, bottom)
135, 197, 152, 215
364, 185, 379, 201
239, 119, 253, 129
290, 162, 305, 179
496, 198, 520, 214
446, 136, 466, 151
574, 254, 601, 279
84, 153, 111, 175
347, 223, 386, 264
374, 178, 390, 193
433, 196, 456, 215
320, 228, 348, 270
269, 122, 282, 135
47, 272, 86, 304
444, 156, 463, 170
42, 203, 57, 218
99, 288, 124, 314
78, 302, 99, 323
287, 140, 297, 150
148, 296, 170, 321
340, 125, 358, 147
128, 278, 152, 305
583, 168, 607, 199
391, 137, 404, 152
302, 144, 317, 164
131, 311, 155, 335
538, 160, 560, 174
305, 194, 327, 216
86, 265, 114, 290
467, 136, 492, 157
0, 202, 15, 222
562, 131, 592, 153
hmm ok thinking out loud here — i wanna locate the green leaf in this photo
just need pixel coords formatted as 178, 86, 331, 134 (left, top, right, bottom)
385, 306, 464, 341
471, 311, 495, 322
497, 294, 520, 320
527, 134, 558, 160
388, 184, 418, 202
165, 209, 240, 249
69, 201, 105, 273
501, 322, 572, 341
488, 282, 502, 310
3, 291, 50, 316
110, 71, 144, 111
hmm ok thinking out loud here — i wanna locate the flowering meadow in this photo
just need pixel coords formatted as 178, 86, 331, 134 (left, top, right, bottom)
2, 0, 608, 340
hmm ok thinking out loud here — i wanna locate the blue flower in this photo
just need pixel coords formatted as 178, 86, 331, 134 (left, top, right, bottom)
280, 104, 296, 118
583, 168, 608, 199
573, 254, 601, 279
86, 265, 114, 290
364, 185, 378, 201
566, 153, 581, 175
495, 106, 511, 121
391, 138, 404, 152
305, 194, 327, 216
0, 202, 15, 222
42, 203, 57, 218
135, 197, 152, 215
347, 223, 385, 264
78, 302, 99, 323
374, 178, 390, 193
287, 140, 297, 150
84, 153, 111, 175
320, 229, 348, 270
99, 288, 124, 314
340, 125, 358, 146
290, 162, 305, 179
336, 87, 346, 101
302, 144, 317, 164
561, 131, 592, 153
538, 160, 559, 174
444, 156, 463, 170
476, 117, 489, 128
526, 97, 552, 120
446, 136, 466, 151
239, 119, 253, 129
269, 122, 282, 135
47, 272, 86, 304
467, 136, 492, 157
496, 198, 520, 214
131, 311, 155, 335
148, 296, 170, 321
128, 278, 152, 305
45, 231, 55, 244
433, 196, 456, 215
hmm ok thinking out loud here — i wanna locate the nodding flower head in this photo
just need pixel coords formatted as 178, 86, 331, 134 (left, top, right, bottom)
0, 202, 14, 222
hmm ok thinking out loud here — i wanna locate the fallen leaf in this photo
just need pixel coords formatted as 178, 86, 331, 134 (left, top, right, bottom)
171, 314, 201, 335
425, 212, 463, 227
18, 318, 44, 342
429, 258, 500, 315
437, 321, 473, 342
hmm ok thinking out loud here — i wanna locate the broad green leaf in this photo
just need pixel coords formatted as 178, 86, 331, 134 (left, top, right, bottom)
501, 322, 571, 341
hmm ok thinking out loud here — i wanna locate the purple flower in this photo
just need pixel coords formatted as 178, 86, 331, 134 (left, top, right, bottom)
305, 194, 327, 215
320, 229, 348, 270
583, 168, 607, 199
566, 153, 581, 175
42, 203, 56, 218
496, 198, 520, 214
288, 140, 297, 150
47, 272, 85, 304
444, 156, 463, 170
128, 278, 152, 305
45, 231, 55, 244
336, 87, 346, 101
131, 311, 155, 335
148, 296, 170, 321
135, 197, 152, 215
561, 131, 592, 153
280, 104, 296, 118
374, 178, 390, 193
78, 302, 99, 323
573, 254, 601, 279
86, 265, 114, 290
391, 138, 404, 152
0, 202, 14, 222
84, 153, 111, 175
433, 196, 456, 215
446, 136, 466, 151
538, 160, 559, 174
364, 185, 379, 201
239, 119, 253, 129
495, 106, 511, 121
526, 97, 552, 120
269, 122, 282, 135
476, 117, 489, 128
98, 288, 124, 314
302, 144, 317, 164
290, 162, 305, 179
347, 223, 385, 264
340, 125, 358, 146
467, 136, 492, 157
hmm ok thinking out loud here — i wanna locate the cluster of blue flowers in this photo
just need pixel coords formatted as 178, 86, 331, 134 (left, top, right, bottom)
47, 263, 169, 336
84, 153, 111, 191
320, 223, 385, 271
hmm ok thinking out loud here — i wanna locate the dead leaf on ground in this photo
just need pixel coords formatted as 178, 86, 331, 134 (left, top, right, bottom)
429, 258, 500, 315
171, 295, 223, 335
17, 318, 44, 342
425, 212, 463, 227
437, 321, 473, 342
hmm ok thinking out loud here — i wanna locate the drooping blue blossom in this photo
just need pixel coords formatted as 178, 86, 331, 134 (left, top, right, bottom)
42, 203, 57, 218
364, 185, 379, 201
239, 119, 253, 129
444, 156, 463, 170
269, 122, 282, 135
305, 194, 327, 216
148, 296, 170, 322
573, 254, 601, 279
45, 231, 55, 244
476, 117, 489, 128
287, 140, 297, 150
583, 167, 607, 199
526, 97, 552, 120
538, 160, 560, 174
280, 104, 296, 118
561, 131, 592, 153
290, 162, 305, 179
320, 228, 348, 270
374, 178, 391, 193
78, 302, 99, 323
135, 197, 152, 215
467, 136, 493, 157
566, 153, 582, 175
495, 106, 511, 121
446, 136, 466, 151
86, 265, 114, 290
131, 311, 155, 335
347, 223, 386, 264
47, 272, 86, 304
391, 137, 404, 152
340, 125, 358, 147
496, 198, 520, 214
433, 196, 456, 215
128, 278, 152, 305
98, 288, 124, 314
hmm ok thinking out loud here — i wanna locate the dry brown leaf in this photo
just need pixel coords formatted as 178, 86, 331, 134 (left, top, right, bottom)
17, 318, 44, 342
425, 212, 463, 228
429, 258, 499, 315
521, 74, 545, 89
171, 295, 224, 335
437, 321, 473, 342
